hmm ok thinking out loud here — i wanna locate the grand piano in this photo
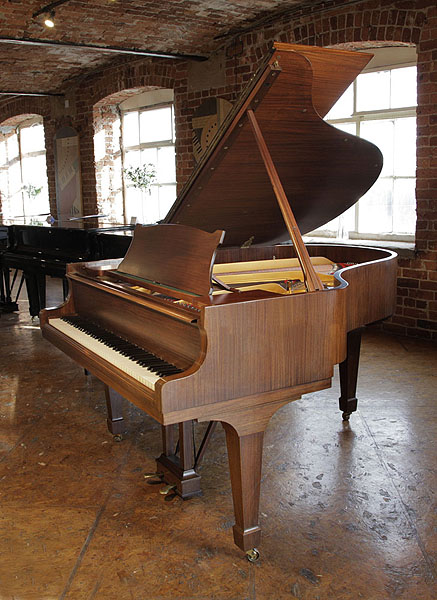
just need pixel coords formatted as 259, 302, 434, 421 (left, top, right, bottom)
1, 223, 133, 316
40, 43, 397, 561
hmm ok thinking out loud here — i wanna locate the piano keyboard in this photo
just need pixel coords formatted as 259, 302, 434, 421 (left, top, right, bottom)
49, 316, 183, 390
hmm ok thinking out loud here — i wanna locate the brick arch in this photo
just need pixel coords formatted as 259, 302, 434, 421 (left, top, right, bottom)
93, 85, 166, 135
0, 97, 51, 124
82, 60, 177, 108
0, 112, 43, 128
286, 5, 426, 47
94, 86, 162, 111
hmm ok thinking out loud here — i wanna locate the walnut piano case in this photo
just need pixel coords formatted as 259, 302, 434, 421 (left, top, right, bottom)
40, 42, 397, 560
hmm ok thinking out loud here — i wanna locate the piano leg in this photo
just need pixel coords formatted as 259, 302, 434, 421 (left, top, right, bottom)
222, 423, 263, 555
339, 327, 363, 421
0, 266, 19, 313
217, 397, 291, 559
104, 386, 125, 439
156, 421, 202, 499
24, 271, 41, 317
36, 273, 46, 312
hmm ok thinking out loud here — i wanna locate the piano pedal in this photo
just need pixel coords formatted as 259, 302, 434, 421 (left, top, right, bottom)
160, 483, 176, 496
143, 472, 163, 485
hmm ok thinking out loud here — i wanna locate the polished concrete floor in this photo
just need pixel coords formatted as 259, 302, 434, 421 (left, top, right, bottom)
0, 280, 436, 600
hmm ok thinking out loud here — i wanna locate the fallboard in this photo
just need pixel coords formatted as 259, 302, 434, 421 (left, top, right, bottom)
70, 278, 201, 370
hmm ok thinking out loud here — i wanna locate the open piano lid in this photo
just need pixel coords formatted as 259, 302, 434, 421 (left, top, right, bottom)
165, 43, 383, 247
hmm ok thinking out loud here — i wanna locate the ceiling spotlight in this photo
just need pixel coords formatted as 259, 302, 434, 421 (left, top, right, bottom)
44, 11, 55, 28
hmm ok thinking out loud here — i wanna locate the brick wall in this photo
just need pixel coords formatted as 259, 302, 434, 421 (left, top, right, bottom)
0, 0, 436, 339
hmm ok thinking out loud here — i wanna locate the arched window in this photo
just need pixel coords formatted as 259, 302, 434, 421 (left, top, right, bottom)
0, 116, 50, 224
121, 89, 176, 225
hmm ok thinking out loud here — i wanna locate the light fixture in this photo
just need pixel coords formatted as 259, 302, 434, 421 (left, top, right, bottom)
44, 11, 55, 28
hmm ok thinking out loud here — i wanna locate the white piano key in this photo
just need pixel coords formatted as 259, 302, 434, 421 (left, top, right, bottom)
49, 318, 160, 390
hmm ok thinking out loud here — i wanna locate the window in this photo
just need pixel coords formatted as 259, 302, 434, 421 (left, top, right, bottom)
121, 95, 176, 225
311, 48, 417, 243
0, 117, 50, 224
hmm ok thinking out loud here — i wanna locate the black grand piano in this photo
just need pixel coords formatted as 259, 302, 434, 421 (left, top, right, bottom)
0, 223, 133, 316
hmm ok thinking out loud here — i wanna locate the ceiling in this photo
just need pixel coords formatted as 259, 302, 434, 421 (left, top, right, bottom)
0, 0, 323, 101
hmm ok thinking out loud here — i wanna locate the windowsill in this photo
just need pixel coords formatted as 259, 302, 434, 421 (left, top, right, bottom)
303, 236, 416, 258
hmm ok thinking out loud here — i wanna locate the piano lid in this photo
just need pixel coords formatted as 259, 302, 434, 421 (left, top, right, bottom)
165, 43, 383, 247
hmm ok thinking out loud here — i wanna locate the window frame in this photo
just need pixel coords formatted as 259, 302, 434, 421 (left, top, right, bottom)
121, 101, 176, 225
0, 117, 49, 224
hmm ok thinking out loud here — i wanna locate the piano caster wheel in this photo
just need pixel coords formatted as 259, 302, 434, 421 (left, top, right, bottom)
160, 484, 176, 496
113, 434, 123, 442
342, 412, 351, 421
246, 548, 260, 563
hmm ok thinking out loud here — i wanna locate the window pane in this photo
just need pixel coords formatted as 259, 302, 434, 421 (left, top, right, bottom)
0, 170, 8, 196
0, 140, 7, 166
325, 83, 353, 120
140, 107, 172, 143
356, 70, 390, 111
393, 178, 416, 234
156, 146, 176, 183
157, 185, 177, 220
360, 120, 394, 177
7, 134, 19, 161
314, 215, 339, 234
10, 189, 24, 218
20, 124, 45, 153
124, 186, 142, 224
22, 154, 47, 187
21, 155, 49, 217
391, 66, 417, 108
123, 150, 141, 170
140, 147, 157, 169
122, 111, 139, 147
142, 186, 160, 224
8, 161, 21, 195
358, 178, 393, 234
340, 204, 356, 237
394, 117, 416, 176
333, 122, 356, 135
